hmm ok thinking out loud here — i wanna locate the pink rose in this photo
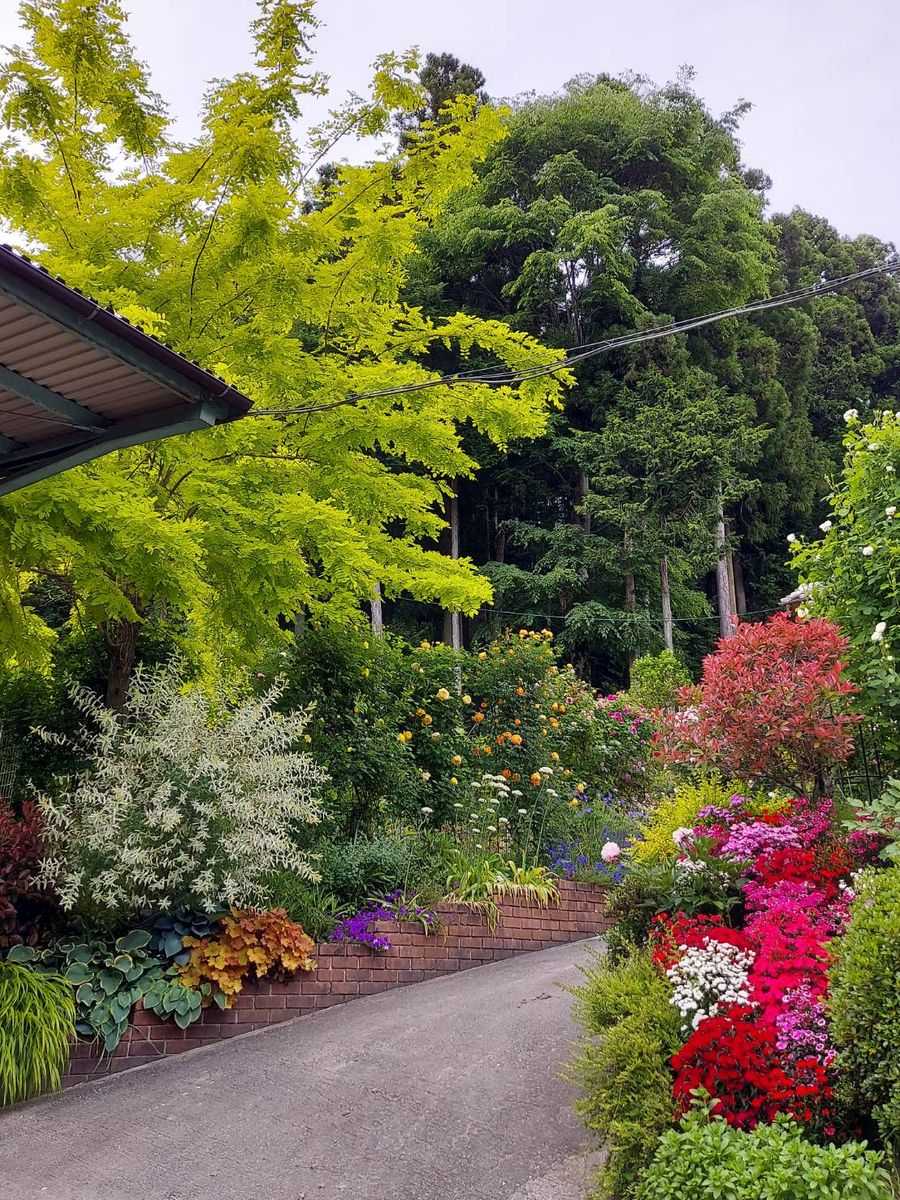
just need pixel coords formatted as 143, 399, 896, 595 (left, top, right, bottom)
600, 841, 621, 863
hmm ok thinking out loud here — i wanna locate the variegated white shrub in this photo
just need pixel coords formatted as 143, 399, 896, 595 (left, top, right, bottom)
38, 666, 326, 920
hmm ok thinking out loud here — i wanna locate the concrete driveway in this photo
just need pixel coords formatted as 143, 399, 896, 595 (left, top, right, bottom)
0, 940, 603, 1200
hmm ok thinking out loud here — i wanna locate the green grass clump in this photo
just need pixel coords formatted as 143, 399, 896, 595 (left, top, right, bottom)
0, 959, 75, 1106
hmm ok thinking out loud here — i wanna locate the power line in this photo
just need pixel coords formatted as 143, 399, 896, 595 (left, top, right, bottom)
250, 261, 900, 418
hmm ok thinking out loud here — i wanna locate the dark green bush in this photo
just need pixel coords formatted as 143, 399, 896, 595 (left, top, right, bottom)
568, 950, 683, 1198
317, 836, 413, 908
830, 866, 900, 1156
636, 1109, 892, 1200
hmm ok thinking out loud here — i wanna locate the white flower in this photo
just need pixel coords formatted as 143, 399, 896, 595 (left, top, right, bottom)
672, 827, 694, 850
797, 607, 809, 618
862, 545, 875, 556
475, 843, 483, 850
487, 825, 497, 832
869, 443, 880, 451
786, 533, 797, 543
498, 817, 509, 825
420, 806, 433, 815
517, 808, 528, 815
887, 506, 897, 517
819, 520, 832, 532
600, 841, 621, 863
843, 408, 859, 422
666, 939, 755, 1034
888, 466, 896, 474
453, 802, 463, 809
872, 622, 887, 643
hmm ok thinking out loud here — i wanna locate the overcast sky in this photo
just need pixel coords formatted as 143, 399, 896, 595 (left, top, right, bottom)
0, 1, 896, 245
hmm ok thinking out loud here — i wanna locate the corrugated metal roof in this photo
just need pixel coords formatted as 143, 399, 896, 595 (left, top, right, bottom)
0, 245, 254, 494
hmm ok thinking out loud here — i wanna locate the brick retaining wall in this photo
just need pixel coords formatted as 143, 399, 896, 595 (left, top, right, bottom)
64, 880, 608, 1088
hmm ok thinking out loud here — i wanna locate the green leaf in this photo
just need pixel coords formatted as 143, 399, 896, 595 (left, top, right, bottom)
117, 929, 152, 953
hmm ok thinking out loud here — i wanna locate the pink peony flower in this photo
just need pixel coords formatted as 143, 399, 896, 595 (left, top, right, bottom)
600, 841, 622, 863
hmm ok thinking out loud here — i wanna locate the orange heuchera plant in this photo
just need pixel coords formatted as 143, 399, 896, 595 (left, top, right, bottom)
180, 908, 316, 1005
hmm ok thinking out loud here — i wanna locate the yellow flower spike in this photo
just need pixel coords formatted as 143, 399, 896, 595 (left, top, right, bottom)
363, 640, 369, 649
362, 667, 370, 677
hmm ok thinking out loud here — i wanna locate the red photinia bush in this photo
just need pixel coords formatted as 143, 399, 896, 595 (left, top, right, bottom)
662, 614, 859, 793
0, 798, 53, 948
671, 1004, 833, 1130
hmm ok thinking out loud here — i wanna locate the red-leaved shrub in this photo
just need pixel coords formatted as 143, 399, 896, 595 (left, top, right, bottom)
662, 614, 858, 793
0, 799, 54, 947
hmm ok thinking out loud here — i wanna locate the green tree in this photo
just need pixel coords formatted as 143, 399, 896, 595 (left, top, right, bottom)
0, 0, 567, 702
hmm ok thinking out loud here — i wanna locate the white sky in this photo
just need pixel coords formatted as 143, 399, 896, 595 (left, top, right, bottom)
0, 0, 896, 245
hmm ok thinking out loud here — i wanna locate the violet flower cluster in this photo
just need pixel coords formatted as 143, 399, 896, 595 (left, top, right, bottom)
329, 890, 436, 952
720, 819, 802, 862
775, 984, 834, 1066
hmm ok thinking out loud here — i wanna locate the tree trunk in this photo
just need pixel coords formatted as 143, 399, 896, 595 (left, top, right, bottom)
370, 582, 384, 636
578, 471, 591, 534
445, 484, 463, 673
103, 618, 139, 713
624, 532, 637, 667
660, 553, 674, 652
715, 490, 734, 639
732, 549, 747, 616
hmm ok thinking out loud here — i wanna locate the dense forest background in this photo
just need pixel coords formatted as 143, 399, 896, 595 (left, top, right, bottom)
0, 8, 897, 713
384, 54, 900, 684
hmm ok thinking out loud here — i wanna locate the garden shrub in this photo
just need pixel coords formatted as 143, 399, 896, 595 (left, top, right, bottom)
0, 957, 75, 1105
28, 928, 208, 1051
662, 613, 859, 794
274, 624, 459, 834
636, 1109, 892, 1200
180, 908, 316, 1005
830, 866, 900, 1155
632, 778, 745, 865
0, 799, 57, 948
318, 835, 413, 909
569, 950, 683, 1198
258, 872, 353, 944
37, 666, 326, 922
791, 410, 900, 760
628, 650, 691, 712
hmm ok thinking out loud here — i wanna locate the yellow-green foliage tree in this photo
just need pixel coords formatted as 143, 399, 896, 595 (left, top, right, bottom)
0, 0, 567, 702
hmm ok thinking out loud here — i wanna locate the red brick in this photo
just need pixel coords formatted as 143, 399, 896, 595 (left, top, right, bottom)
332, 981, 359, 996
314, 968, 345, 982
344, 968, 373, 982
283, 993, 318, 1010
254, 995, 286, 1010
357, 981, 390, 995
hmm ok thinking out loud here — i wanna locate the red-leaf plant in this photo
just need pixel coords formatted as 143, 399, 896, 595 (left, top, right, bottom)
662, 613, 859, 794
0, 798, 54, 948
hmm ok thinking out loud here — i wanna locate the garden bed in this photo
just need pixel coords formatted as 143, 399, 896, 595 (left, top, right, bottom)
63, 880, 608, 1087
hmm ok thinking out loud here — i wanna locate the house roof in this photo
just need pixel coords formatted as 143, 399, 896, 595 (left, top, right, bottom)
0, 244, 254, 496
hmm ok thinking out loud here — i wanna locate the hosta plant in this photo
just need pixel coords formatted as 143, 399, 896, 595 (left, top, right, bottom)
23, 928, 211, 1051
37, 665, 326, 922
0, 954, 75, 1105
179, 908, 316, 1006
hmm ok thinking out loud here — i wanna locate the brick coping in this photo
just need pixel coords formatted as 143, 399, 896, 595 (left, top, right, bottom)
63, 879, 609, 1088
